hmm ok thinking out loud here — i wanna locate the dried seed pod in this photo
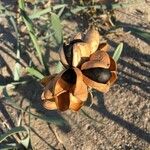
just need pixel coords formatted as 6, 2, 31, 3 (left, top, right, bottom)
69, 93, 84, 111
74, 42, 91, 59
84, 27, 101, 54
41, 90, 53, 100
98, 43, 110, 52
109, 56, 117, 71
109, 71, 117, 85
55, 91, 70, 111
90, 51, 110, 68
82, 67, 111, 84
61, 68, 76, 84
70, 68, 88, 101
59, 40, 83, 67
82, 74, 110, 93
81, 60, 109, 70
42, 100, 57, 110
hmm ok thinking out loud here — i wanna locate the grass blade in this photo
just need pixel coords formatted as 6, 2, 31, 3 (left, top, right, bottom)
19, 128, 30, 149
0, 127, 27, 143
113, 43, 123, 62
18, 0, 44, 67
29, 7, 51, 19
0, 143, 18, 150
50, 12, 63, 45
53, 4, 67, 10
130, 27, 150, 42
26, 67, 44, 79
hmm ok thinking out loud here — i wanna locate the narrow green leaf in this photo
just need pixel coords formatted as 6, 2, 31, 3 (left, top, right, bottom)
26, 67, 44, 79
53, 4, 67, 10
20, 128, 30, 149
57, 6, 65, 17
50, 12, 63, 45
20, 136, 30, 149
130, 27, 150, 42
29, 7, 51, 19
13, 51, 20, 81
29, 4, 67, 19
55, 61, 64, 73
0, 127, 27, 143
113, 43, 123, 62
18, 0, 44, 67
0, 143, 17, 150
71, 6, 85, 14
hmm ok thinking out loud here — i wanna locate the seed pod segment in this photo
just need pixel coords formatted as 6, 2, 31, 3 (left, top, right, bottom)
84, 26, 101, 54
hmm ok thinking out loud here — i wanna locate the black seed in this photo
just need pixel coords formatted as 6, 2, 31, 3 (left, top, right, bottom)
70, 39, 83, 45
82, 67, 111, 84
63, 39, 83, 66
62, 68, 76, 84
63, 44, 73, 66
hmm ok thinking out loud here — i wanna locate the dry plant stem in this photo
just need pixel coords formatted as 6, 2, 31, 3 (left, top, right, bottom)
0, 117, 20, 143
88, 88, 94, 107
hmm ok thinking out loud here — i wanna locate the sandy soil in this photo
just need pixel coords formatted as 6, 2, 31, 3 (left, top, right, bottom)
0, 1, 150, 150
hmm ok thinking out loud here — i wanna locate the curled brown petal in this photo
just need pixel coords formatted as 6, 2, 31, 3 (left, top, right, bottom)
41, 90, 53, 100
109, 56, 117, 71
40, 75, 56, 87
90, 51, 110, 68
98, 43, 110, 52
109, 71, 117, 85
69, 93, 84, 111
84, 27, 101, 54
82, 75, 110, 93
42, 100, 57, 110
53, 70, 71, 95
72, 44, 82, 67
74, 42, 91, 59
81, 60, 109, 70
55, 91, 70, 111
71, 68, 88, 102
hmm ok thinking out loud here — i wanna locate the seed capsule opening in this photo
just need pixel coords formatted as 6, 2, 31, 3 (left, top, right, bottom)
63, 39, 83, 66
62, 68, 77, 84
82, 67, 112, 84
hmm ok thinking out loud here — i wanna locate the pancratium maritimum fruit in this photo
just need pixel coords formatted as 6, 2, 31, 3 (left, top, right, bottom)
41, 26, 117, 111
41, 68, 88, 111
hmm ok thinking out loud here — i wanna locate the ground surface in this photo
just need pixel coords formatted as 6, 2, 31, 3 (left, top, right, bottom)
0, 0, 150, 150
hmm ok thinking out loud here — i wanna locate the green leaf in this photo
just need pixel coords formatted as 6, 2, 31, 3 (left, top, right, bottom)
113, 43, 123, 62
50, 12, 63, 45
26, 67, 44, 79
13, 51, 21, 81
29, 7, 51, 19
20, 128, 30, 149
29, 4, 67, 19
130, 27, 150, 42
0, 143, 18, 150
71, 6, 85, 14
53, 4, 67, 10
0, 127, 27, 143
20, 136, 30, 149
57, 6, 65, 17
55, 61, 64, 73
19, 0, 44, 67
